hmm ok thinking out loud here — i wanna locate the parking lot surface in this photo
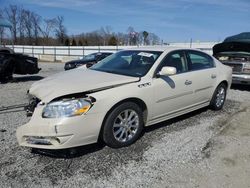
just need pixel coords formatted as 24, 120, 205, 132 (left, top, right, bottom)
0, 63, 250, 188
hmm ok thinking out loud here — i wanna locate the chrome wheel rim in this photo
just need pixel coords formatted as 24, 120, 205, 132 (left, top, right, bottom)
215, 87, 225, 107
113, 109, 139, 143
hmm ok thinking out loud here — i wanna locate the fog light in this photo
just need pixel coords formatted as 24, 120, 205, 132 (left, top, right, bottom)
25, 136, 52, 145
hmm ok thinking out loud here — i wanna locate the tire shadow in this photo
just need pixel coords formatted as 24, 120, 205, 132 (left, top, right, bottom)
231, 84, 250, 91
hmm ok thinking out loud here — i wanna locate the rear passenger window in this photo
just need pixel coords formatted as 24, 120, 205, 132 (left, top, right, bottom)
187, 51, 214, 70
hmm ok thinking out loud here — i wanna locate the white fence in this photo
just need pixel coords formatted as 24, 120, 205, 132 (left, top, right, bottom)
6, 42, 218, 62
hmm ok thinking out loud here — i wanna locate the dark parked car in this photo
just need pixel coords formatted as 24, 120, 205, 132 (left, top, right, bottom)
213, 32, 250, 85
0, 19, 41, 82
64, 52, 113, 70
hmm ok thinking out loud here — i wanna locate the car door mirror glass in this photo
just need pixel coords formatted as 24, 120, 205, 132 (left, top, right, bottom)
158, 66, 177, 76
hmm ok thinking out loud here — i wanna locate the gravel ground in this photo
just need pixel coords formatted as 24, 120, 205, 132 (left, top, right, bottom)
0, 63, 250, 188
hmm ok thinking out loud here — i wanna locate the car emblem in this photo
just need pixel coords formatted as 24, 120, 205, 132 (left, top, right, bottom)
138, 82, 151, 88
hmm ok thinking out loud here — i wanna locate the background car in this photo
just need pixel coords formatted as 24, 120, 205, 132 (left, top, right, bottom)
0, 18, 41, 82
213, 32, 250, 85
64, 52, 113, 70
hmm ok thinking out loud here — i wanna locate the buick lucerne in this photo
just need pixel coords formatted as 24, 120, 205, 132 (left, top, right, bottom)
16, 47, 232, 149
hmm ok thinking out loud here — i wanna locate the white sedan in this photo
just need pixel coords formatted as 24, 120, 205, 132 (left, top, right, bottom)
16, 47, 232, 149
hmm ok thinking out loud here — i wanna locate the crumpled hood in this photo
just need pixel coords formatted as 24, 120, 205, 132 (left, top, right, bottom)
29, 68, 139, 102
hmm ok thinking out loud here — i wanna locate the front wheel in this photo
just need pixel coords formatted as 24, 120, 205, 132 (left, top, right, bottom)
102, 102, 144, 148
210, 83, 227, 110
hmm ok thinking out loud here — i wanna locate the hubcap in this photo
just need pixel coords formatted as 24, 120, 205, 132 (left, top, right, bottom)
215, 87, 225, 107
113, 109, 139, 143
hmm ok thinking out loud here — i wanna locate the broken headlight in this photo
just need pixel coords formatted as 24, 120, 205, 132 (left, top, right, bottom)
42, 98, 91, 118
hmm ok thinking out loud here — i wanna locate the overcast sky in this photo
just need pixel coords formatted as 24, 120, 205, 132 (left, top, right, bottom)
1, 0, 250, 42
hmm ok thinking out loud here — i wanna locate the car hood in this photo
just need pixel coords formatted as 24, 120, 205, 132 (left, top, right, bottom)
29, 68, 139, 102
213, 41, 250, 55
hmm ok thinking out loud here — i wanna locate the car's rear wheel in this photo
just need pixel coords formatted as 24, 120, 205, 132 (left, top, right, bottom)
102, 102, 144, 148
210, 83, 227, 110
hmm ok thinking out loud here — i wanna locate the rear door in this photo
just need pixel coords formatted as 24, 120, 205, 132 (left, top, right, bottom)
185, 50, 217, 104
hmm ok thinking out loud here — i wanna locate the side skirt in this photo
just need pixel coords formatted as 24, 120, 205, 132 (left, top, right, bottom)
146, 101, 210, 126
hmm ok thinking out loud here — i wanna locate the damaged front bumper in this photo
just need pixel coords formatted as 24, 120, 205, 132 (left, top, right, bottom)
16, 105, 105, 149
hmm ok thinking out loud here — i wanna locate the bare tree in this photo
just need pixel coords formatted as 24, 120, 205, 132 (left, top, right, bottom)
55, 16, 67, 45
0, 9, 4, 44
30, 12, 42, 45
127, 26, 138, 45
5, 5, 18, 44
148, 33, 160, 45
99, 26, 112, 45
41, 18, 57, 44
22, 10, 34, 44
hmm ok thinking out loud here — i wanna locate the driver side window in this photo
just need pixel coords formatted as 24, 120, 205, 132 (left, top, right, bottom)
158, 51, 188, 74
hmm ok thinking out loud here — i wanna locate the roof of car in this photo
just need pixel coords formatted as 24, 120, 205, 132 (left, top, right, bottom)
125, 46, 192, 52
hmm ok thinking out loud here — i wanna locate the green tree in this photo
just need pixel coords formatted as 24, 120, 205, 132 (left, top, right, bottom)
71, 38, 77, 46
64, 37, 70, 46
78, 39, 83, 46
143, 31, 149, 45
108, 35, 117, 45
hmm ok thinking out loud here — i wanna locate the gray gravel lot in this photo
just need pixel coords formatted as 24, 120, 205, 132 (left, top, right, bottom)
0, 63, 250, 188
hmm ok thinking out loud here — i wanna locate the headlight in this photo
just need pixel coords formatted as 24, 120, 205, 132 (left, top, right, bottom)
42, 98, 92, 118
243, 63, 250, 73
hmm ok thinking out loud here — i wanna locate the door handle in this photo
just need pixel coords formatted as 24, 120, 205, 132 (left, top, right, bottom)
211, 74, 217, 79
185, 80, 192, 85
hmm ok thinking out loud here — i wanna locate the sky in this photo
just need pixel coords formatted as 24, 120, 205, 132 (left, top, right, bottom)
1, 0, 250, 42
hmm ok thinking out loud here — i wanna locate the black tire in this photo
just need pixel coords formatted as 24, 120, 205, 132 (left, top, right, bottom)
210, 83, 227, 111
0, 58, 15, 81
102, 102, 144, 148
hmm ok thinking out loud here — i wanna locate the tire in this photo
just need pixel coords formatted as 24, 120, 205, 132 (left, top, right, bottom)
210, 83, 227, 111
102, 102, 144, 148
0, 58, 15, 81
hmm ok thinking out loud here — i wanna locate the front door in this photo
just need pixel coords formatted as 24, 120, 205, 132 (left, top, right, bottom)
151, 50, 195, 121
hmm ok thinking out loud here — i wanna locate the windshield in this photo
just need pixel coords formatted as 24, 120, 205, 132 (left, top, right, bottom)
90, 50, 162, 77
82, 53, 97, 60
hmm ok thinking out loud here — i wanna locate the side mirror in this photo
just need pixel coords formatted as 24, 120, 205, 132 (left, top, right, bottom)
158, 66, 176, 76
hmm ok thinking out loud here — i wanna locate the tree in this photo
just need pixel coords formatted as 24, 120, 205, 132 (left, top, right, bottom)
64, 37, 70, 46
30, 12, 42, 45
0, 9, 4, 44
127, 26, 138, 45
99, 26, 112, 45
142, 31, 149, 45
108, 35, 117, 45
22, 10, 33, 44
71, 38, 77, 46
78, 39, 83, 46
5, 5, 18, 44
42, 18, 57, 44
55, 16, 66, 45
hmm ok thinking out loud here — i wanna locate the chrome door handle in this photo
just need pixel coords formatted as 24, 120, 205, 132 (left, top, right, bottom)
185, 80, 192, 85
211, 74, 217, 79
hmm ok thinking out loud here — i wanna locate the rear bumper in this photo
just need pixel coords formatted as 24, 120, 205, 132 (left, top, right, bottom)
232, 74, 250, 85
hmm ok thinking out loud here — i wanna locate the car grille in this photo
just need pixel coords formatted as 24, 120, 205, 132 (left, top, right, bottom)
224, 63, 243, 73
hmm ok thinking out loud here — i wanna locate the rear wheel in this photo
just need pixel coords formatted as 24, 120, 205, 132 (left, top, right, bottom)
0, 58, 15, 82
102, 102, 144, 148
210, 83, 227, 110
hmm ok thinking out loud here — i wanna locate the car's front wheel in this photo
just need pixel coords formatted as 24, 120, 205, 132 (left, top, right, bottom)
102, 102, 144, 148
210, 83, 227, 110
